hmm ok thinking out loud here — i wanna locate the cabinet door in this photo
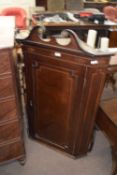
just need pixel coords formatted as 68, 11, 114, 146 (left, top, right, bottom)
25, 52, 85, 150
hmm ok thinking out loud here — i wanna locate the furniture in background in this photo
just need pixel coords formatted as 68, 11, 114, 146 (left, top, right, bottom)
65, 0, 83, 10
36, 0, 65, 11
19, 27, 113, 157
29, 6, 45, 18
36, 0, 117, 12
47, 0, 65, 11
109, 31, 117, 48
103, 6, 117, 23
105, 56, 117, 93
1, 7, 27, 29
34, 20, 117, 49
1, 7, 28, 110
36, 0, 83, 11
0, 48, 25, 165
96, 98, 117, 175
84, 1, 117, 12
36, 0, 48, 10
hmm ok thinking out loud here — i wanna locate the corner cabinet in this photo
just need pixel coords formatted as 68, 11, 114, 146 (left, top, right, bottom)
21, 27, 110, 157
0, 49, 25, 164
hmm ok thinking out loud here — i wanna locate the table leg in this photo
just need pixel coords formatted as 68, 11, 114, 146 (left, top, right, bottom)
111, 146, 117, 175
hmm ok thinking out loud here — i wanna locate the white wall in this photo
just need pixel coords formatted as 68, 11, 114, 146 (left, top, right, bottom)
0, 0, 36, 16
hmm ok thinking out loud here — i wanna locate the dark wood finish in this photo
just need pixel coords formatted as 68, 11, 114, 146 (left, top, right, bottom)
21, 27, 110, 157
36, 0, 83, 11
0, 49, 25, 164
36, 0, 66, 10
36, 0, 47, 10
36, 0, 117, 12
109, 31, 117, 48
96, 98, 117, 175
84, 2, 117, 12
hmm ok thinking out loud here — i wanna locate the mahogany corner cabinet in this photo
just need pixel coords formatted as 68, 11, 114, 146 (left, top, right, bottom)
21, 27, 111, 157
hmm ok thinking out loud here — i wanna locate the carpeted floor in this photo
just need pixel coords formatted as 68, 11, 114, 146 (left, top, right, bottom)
0, 131, 112, 175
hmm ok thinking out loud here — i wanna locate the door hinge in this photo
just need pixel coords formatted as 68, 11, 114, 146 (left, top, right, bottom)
29, 100, 33, 107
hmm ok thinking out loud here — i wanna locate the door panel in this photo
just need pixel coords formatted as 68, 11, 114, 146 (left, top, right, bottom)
31, 59, 84, 148
34, 65, 73, 147
24, 50, 85, 151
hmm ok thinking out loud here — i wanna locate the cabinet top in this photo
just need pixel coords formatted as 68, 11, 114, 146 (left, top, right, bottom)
19, 26, 117, 57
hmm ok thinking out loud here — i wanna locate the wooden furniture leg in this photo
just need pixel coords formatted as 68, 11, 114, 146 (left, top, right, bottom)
111, 146, 117, 175
96, 98, 117, 175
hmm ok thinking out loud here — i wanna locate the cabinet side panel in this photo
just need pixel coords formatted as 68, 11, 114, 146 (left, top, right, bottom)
75, 68, 107, 155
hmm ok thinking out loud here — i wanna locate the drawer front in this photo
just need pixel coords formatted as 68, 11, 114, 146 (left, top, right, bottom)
25, 47, 89, 65
0, 52, 11, 75
0, 76, 14, 99
0, 141, 24, 162
0, 99, 17, 122
0, 121, 21, 143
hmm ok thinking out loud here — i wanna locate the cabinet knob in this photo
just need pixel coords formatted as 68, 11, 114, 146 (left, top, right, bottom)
32, 61, 39, 68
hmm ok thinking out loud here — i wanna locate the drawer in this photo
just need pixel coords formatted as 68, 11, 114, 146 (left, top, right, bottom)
0, 52, 11, 75
0, 76, 14, 99
0, 141, 24, 162
0, 121, 21, 143
25, 47, 89, 65
0, 99, 17, 122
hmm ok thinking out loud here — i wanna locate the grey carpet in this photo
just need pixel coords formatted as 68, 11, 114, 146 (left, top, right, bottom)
0, 131, 112, 175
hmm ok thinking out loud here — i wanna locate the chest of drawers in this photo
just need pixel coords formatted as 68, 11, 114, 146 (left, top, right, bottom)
0, 49, 25, 164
